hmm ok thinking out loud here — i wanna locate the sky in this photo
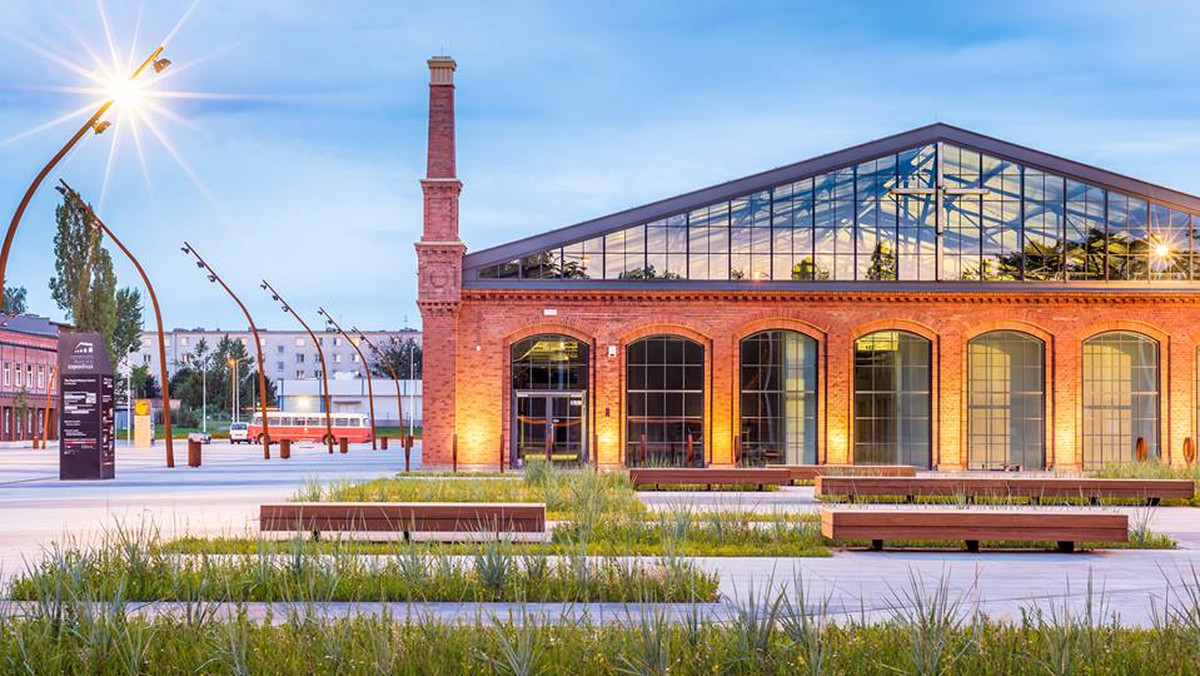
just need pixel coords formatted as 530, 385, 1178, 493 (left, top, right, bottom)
1, 0, 1199, 332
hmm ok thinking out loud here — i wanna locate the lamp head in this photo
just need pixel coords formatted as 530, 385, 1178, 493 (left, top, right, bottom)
195, 261, 205, 268
207, 275, 217, 283
153, 57, 171, 74
180, 245, 190, 254
92, 120, 112, 135
260, 282, 268, 290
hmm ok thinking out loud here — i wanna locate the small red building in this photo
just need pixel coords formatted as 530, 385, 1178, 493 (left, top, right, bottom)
417, 57, 1200, 472
0, 314, 59, 443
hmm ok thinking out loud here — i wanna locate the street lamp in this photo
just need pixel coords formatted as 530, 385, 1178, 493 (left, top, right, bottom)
182, 242, 273, 459
58, 180, 175, 468
0, 47, 169, 312
260, 280, 334, 452
353, 328, 405, 445
227, 356, 249, 423
318, 308, 377, 449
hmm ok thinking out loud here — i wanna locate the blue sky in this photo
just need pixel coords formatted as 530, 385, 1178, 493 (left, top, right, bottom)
1, 1, 1198, 331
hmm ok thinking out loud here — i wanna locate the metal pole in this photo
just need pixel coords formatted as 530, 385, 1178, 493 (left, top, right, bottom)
321, 311, 377, 450
181, 242, 272, 458
201, 358, 207, 434
261, 280, 334, 451
355, 329, 404, 447
40, 366, 55, 449
60, 181, 175, 468
0, 47, 166, 312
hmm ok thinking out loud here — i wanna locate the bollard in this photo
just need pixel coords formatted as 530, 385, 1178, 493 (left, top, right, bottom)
339, 437, 348, 454
686, 433, 694, 467
1185, 437, 1196, 465
404, 435, 412, 472
1136, 436, 1148, 462
734, 436, 742, 466
592, 432, 599, 472
380, 436, 389, 450
640, 434, 647, 467
499, 438, 505, 474
544, 433, 552, 462
187, 438, 202, 467
452, 434, 458, 473
280, 438, 291, 459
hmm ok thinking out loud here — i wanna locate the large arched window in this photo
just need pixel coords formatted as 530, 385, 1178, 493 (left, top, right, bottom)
739, 330, 818, 465
626, 335, 704, 466
853, 331, 932, 468
967, 331, 1045, 470
511, 335, 589, 465
1082, 331, 1159, 468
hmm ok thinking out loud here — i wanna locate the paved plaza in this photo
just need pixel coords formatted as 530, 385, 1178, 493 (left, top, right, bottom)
3, 443, 1200, 626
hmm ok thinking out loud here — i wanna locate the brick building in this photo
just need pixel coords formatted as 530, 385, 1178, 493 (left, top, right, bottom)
417, 56, 1200, 471
0, 314, 59, 443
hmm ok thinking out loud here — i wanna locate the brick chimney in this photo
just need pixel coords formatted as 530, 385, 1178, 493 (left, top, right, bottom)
415, 55, 465, 467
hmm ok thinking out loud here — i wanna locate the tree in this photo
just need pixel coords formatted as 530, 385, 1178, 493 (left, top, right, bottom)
369, 337, 422, 379
129, 364, 160, 399
15, 386, 29, 439
3, 286, 27, 314
48, 191, 142, 365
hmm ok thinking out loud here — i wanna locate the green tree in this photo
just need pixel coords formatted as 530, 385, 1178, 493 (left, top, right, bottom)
15, 386, 29, 439
48, 191, 142, 365
369, 337, 422, 379
129, 364, 160, 399
3, 286, 27, 314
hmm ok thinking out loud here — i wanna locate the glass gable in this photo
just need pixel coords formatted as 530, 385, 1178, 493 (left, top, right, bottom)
477, 142, 1198, 283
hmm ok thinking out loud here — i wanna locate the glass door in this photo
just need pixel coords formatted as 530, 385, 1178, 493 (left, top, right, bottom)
514, 393, 586, 465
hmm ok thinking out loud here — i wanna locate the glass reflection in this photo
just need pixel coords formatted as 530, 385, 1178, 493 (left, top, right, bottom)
739, 331, 818, 465
1082, 332, 1159, 469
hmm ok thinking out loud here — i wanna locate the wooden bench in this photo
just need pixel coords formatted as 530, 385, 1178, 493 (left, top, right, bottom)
815, 476, 1194, 505
629, 467, 792, 490
820, 509, 1128, 553
260, 502, 546, 539
784, 464, 918, 482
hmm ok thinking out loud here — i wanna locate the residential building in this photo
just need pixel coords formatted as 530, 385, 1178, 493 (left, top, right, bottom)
0, 314, 60, 443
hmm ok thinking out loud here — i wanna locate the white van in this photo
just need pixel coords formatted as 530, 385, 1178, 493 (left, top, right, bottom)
229, 422, 249, 444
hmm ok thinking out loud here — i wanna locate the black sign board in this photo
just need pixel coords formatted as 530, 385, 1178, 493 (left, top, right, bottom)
58, 332, 115, 480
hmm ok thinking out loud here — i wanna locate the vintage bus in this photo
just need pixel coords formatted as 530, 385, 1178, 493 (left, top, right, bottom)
248, 411, 373, 444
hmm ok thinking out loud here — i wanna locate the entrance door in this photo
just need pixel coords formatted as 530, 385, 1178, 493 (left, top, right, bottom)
515, 393, 586, 465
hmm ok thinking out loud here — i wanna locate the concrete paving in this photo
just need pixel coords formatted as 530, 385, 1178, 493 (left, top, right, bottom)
0, 440, 423, 574
3, 445, 1200, 626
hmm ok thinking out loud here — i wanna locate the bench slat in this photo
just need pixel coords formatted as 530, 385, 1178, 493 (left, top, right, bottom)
260, 502, 546, 533
820, 509, 1129, 546
815, 476, 1193, 500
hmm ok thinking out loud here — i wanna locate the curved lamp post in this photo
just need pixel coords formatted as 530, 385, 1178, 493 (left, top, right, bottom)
318, 309, 377, 449
58, 180, 175, 468
353, 328, 405, 444
260, 280, 334, 451
182, 242, 272, 459
1, 47, 170, 312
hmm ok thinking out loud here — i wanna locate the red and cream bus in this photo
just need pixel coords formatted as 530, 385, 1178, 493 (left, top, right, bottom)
248, 411, 373, 444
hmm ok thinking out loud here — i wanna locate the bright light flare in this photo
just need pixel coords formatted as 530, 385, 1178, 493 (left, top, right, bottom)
1155, 243, 1171, 259
106, 76, 144, 109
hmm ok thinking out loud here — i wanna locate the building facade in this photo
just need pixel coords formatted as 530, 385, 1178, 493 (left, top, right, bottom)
418, 57, 1200, 471
132, 328, 420, 381
0, 314, 59, 443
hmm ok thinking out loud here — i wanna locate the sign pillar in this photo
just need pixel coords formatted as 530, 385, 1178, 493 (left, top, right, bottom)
133, 399, 153, 448
58, 332, 115, 480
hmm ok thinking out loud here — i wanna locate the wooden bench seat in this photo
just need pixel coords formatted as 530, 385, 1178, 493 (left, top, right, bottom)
260, 502, 546, 538
783, 464, 917, 482
815, 476, 1194, 505
820, 509, 1128, 553
629, 467, 792, 490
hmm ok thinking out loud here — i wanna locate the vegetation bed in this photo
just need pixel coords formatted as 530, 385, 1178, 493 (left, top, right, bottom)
10, 527, 716, 604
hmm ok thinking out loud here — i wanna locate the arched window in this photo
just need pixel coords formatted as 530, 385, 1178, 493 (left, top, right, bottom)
1082, 331, 1159, 468
511, 335, 589, 465
626, 335, 704, 466
967, 331, 1045, 470
739, 330, 818, 465
853, 331, 931, 468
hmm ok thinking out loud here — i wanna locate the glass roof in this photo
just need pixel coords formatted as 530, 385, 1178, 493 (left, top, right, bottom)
476, 142, 1198, 283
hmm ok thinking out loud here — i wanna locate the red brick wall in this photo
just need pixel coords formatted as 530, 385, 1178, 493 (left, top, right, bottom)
0, 327, 58, 442
416, 287, 1200, 470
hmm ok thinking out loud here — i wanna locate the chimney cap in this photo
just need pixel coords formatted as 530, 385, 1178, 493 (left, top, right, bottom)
428, 56, 456, 85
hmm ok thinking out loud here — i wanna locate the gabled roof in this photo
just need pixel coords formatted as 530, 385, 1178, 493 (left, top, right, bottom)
463, 123, 1200, 272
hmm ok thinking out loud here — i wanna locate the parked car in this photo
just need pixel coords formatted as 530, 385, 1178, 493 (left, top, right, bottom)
229, 422, 249, 444
187, 432, 212, 444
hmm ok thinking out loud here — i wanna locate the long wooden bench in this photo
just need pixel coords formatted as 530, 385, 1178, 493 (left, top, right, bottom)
784, 464, 918, 482
820, 509, 1128, 553
629, 467, 792, 490
260, 502, 546, 539
815, 476, 1194, 505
